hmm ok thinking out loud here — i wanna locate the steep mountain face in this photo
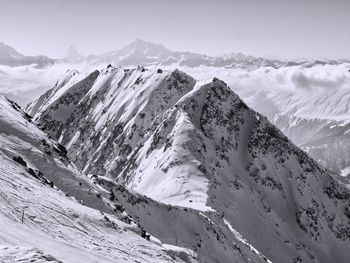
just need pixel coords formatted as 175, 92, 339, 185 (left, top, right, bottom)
29, 67, 350, 263
183, 64, 350, 178
232, 77, 350, 177
26, 69, 87, 117
0, 42, 54, 67
0, 96, 196, 263
274, 114, 350, 176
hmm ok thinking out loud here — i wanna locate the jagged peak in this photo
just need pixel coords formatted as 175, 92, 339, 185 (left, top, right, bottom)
99, 64, 119, 75
178, 76, 243, 110
65, 68, 80, 74
57, 69, 81, 87
167, 68, 193, 80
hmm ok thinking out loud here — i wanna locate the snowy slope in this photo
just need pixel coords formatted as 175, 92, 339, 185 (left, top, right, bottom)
26, 69, 88, 117
0, 96, 195, 263
30, 67, 350, 263
91, 176, 273, 263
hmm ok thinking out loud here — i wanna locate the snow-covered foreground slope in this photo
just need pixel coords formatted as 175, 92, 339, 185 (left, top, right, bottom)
85, 176, 273, 263
29, 67, 350, 263
0, 96, 195, 263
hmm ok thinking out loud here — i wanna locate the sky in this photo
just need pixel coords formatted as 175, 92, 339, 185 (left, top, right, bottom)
0, 0, 349, 60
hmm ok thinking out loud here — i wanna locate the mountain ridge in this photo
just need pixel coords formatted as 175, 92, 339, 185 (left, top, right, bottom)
27, 67, 350, 263
83, 39, 349, 69
1, 39, 348, 69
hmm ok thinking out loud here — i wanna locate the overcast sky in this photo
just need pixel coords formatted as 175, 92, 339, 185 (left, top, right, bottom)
0, 0, 349, 59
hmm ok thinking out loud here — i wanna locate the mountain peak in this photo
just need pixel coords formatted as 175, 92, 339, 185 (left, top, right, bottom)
134, 38, 147, 44
0, 42, 24, 58
133, 38, 163, 47
123, 39, 169, 54
64, 45, 83, 62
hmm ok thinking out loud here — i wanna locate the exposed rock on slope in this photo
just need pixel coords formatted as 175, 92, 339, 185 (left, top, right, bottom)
29, 67, 350, 263
0, 96, 194, 263
224, 67, 350, 177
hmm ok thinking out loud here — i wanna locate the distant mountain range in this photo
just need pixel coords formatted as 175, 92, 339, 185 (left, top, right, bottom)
0, 42, 54, 67
85, 39, 348, 69
84, 39, 282, 68
1, 39, 348, 69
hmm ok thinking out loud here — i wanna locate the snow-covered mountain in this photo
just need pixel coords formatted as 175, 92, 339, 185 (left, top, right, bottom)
0, 96, 197, 263
0, 42, 54, 67
27, 66, 350, 263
